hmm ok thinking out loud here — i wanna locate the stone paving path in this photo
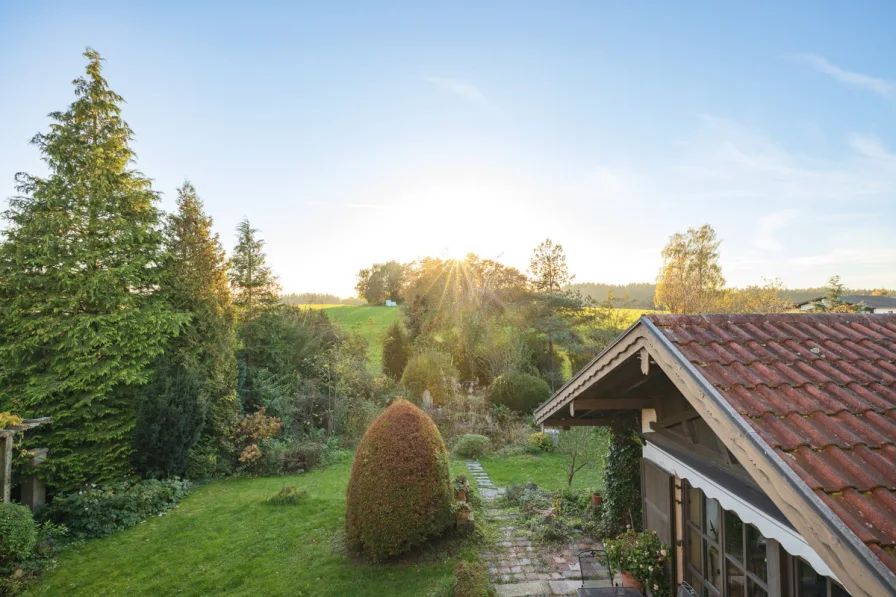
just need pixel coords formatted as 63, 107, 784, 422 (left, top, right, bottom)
465, 460, 614, 597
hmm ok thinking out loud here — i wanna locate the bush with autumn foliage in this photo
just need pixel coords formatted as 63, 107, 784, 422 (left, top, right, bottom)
345, 399, 454, 560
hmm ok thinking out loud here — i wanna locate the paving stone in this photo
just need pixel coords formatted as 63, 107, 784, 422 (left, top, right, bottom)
494, 581, 552, 597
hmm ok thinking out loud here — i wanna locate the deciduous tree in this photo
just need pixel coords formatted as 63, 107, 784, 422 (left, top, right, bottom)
654, 224, 725, 313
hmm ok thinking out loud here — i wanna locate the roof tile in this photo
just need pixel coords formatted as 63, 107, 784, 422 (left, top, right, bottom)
647, 313, 896, 575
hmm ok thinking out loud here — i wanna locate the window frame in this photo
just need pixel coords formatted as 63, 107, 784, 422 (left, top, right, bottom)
683, 481, 770, 597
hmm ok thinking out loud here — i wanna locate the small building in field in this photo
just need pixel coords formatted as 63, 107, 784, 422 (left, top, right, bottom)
534, 313, 896, 597
796, 295, 896, 314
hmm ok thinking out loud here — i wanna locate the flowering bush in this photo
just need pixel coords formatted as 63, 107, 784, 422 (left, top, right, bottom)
604, 529, 671, 597
226, 408, 283, 473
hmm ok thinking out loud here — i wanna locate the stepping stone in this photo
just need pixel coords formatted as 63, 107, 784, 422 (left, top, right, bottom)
494, 581, 552, 597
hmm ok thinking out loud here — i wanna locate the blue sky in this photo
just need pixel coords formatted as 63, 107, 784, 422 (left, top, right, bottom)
1, 1, 894, 296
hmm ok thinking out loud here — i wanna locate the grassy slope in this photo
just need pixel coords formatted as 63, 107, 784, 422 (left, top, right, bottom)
476, 451, 604, 491
29, 459, 473, 597
299, 305, 400, 371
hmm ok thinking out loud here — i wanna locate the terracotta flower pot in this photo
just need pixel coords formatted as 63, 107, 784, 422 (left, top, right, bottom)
455, 490, 467, 501
620, 571, 643, 593
591, 492, 603, 506
459, 510, 470, 521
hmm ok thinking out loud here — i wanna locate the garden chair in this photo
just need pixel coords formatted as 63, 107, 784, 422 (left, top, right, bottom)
576, 549, 643, 596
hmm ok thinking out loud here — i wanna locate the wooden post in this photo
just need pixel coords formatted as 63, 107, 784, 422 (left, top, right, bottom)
1, 434, 12, 503
674, 475, 686, 587
21, 448, 48, 512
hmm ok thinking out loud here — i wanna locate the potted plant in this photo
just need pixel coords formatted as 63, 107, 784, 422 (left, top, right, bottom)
453, 475, 469, 501
591, 491, 603, 506
455, 501, 472, 521
604, 529, 671, 596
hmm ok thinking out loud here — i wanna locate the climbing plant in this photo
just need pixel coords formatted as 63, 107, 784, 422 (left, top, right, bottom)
600, 414, 643, 537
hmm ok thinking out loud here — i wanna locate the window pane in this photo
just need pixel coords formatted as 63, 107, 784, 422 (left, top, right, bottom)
705, 541, 722, 590
725, 510, 745, 562
830, 582, 850, 597
689, 575, 703, 596
746, 524, 767, 581
689, 528, 702, 574
797, 559, 826, 597
705, 497, 721, 542
748, 579, 768, 597
689, 485, 702, 527
726, 559, 746, 597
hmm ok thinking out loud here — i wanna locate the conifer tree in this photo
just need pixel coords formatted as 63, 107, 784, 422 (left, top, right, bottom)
230, 218, 280, 316
0, 49, 185, 490
133, 182, 238, 477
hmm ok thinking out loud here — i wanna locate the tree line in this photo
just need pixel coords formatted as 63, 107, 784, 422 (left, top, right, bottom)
0, 50, 374, 492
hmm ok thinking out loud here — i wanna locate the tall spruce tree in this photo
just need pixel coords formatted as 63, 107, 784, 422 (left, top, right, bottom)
0, 49, 185, 490
230, 218, 280, 317
133, 182, 238, 477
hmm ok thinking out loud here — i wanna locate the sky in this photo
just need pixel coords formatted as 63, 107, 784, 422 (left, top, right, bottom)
1, 1, 895, 297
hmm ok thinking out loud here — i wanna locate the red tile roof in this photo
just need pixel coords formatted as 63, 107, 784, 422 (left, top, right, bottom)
647, 313, 896, 575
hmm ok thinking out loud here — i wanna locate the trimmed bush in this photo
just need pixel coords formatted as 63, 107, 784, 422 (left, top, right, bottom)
382, 321, 411, 380
401, 347, 458, 405
42, 478, 191, 539
345, 399, 454, 560
453, 434, 491, 459
268, 485, 307, 506
454, 561, 496, 597
0, 503, 37, 567
487, 372, 551, 414
528, 432, 554, 452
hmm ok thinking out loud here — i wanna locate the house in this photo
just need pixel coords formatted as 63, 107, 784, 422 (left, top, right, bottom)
796, 295, 896, 314
534, 313, 896, 597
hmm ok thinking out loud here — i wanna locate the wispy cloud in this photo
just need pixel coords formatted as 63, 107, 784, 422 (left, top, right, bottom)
791, 53, 896, 99
754, 209, 800, 252
425, 77, 495, 110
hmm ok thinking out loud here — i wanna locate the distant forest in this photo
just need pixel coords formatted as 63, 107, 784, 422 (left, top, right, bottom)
281, 292, 365, 305
568, 282, 893, 310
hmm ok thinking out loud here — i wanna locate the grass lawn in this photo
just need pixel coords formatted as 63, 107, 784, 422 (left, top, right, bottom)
475, 452, 604, 492
28, 459, 475, 597
297, 304, 401, 371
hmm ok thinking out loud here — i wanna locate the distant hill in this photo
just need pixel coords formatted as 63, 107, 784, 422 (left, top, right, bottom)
569, 283, 894, 310
568, 282, 658, 309
281, 293, 366, 306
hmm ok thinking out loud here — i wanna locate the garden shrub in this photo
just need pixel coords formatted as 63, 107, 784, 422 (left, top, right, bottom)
487, 372, 551, 414
0, 412, 23, 430
527, 432, 554, 452
382, 320, 410, 380
345, 399, 454, 561
452, 434, 491, 459
453, 561, 496, 597
0, 503, 37, 567
41, 477, 191, 539
400, 347, 459, 405
267, 485, 307, 506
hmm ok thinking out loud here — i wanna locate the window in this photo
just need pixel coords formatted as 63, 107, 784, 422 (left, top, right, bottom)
796, 559, 851, 597
684, 482, 769, 597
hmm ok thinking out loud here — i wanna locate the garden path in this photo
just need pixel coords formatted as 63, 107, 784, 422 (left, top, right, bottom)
465, 460, 614, 597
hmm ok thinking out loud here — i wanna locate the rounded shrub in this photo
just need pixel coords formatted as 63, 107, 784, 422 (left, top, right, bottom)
0, 503, 37, 566
453, 434, 491, 459
453, 561, 497, 597
345, 399, 454, 560
487, 372, 551, 414
400, 347, 459, 405
528, 432, 554, 452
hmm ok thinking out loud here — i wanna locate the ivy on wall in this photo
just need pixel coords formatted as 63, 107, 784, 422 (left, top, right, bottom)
600, 413, 643, 537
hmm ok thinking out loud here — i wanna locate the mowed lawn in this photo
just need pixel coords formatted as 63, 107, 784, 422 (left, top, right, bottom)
29, 459, 474, 597
299, 305, 401, 370
476, 451, 604, 491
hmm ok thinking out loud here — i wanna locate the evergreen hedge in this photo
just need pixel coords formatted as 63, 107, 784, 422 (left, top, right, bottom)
345, 400, 454, 560
486, 372, 551, 414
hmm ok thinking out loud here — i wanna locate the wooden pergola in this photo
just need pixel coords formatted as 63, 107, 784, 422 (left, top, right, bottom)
1, 417, 50, 505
